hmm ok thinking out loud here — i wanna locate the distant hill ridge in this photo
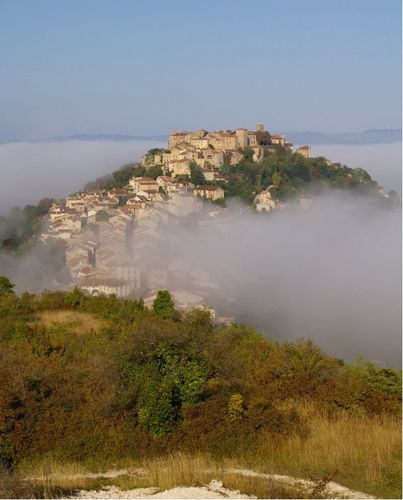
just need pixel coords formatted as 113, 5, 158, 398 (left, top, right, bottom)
0, 129, 401, 145
285, 128, 402, 145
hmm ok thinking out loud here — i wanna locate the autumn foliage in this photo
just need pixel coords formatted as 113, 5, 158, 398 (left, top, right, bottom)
0, 288, 401, 471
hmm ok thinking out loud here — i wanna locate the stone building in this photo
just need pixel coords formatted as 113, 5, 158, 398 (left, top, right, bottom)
163, 123, 297, 175
296, 145, 311, 158
194, 185, 225, 201
129, 177, 159, 193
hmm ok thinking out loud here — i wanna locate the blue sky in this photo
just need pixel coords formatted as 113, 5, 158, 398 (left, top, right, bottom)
0, 0, 401, 138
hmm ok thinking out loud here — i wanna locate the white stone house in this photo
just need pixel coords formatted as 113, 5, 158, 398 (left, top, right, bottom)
129, 177, 159, 193
193, 185, 225, 201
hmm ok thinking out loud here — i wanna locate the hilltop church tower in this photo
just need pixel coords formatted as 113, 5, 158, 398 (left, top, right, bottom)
256, 122, 265, 132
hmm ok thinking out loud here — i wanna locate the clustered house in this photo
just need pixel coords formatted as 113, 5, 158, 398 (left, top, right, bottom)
43, 123, 310, 302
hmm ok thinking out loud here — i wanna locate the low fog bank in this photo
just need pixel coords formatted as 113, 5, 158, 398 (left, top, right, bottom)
312, 143, 402, 195
0, 193, 401, 367
1, 140, 400, 214
0, 139, 164, 213
168, 195, 401, 367
0, 240, 68, 294
0, 138, 401, 367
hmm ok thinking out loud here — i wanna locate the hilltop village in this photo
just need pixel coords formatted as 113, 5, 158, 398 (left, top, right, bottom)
151, 123, 310, 175
43, 123, 313, 305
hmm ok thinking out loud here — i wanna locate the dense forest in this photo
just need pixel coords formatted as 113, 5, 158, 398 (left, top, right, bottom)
0, 282, 401, 497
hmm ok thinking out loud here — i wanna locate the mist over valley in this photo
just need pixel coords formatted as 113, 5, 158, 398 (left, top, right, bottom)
0, 137, 401, 369
0, 139, 164, 213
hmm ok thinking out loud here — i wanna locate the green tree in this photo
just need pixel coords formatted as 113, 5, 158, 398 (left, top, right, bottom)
147, 164, 163, 179
95, 210, 111, 222
179, 359, 210, 403
242, 147, 254, 161
153, 290, 176, 318
0, 277, 15, 295
112, 163, 137, 187
137, 377, 180, 436
148, 148, 167, 155
132, 165, 147, 178
272, 172, 282, 187
189, 162, 206, 185
37, 198, 53, 214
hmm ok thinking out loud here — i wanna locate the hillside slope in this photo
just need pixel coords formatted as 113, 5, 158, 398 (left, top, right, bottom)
0, 288, 401, 498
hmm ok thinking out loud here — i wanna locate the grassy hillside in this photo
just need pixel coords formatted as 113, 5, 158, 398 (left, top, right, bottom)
0, 288, 401, 498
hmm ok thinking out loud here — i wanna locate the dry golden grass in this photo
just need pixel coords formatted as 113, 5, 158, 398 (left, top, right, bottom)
142, 452, 219, 490
0, 466, 78, 499
126, 410, 401, 498
22, 454, 217, 493
19, 410, 401, 498
21, 457, 93, 479
33, 310, 103, 333
221, 473, 319, 499
249, 409, 402, 498
18, 453, 337, 499
19, 457, 148, 497
142, 453, 320, 498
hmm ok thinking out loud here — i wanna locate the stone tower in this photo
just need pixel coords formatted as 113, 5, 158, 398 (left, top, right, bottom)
235, 128, 249, 148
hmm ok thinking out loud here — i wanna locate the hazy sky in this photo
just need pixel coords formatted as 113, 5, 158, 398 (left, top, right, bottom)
1, 0, 401, 139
